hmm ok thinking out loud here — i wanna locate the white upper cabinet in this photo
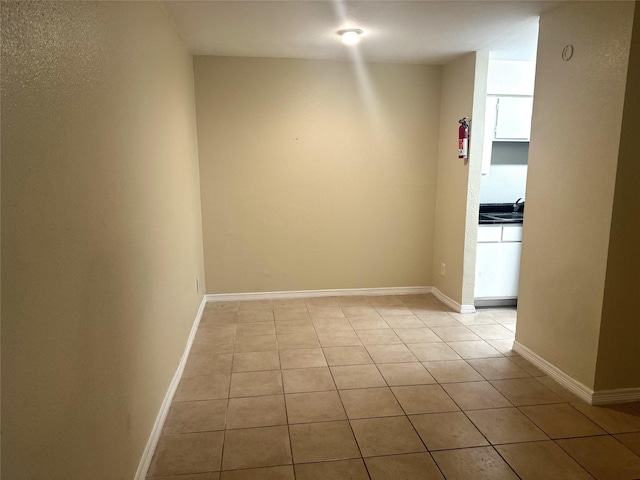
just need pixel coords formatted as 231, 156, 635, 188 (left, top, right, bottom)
494, 96, 533, 141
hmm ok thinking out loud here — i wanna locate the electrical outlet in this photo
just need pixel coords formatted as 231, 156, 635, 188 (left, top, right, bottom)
196, 277, 200, 293
440, 263, 446, 276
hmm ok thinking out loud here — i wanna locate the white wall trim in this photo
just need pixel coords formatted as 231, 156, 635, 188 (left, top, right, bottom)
513, 341, 640, 405
135, 295, 207, 480
591, 387, 640, 405
205, 286, 431, 303
513, 341, 594, 404
431, 287, 476, 314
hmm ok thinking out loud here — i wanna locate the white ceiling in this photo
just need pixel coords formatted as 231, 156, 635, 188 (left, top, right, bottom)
163, 1, 555, 65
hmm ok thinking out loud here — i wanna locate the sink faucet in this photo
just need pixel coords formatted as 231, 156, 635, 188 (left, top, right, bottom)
513, 198, 524, 213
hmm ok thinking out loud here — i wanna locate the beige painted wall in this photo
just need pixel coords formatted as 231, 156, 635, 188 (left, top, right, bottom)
595, 1, 640, 391
1, 3, 205, 478
194, 56, 441, 293
516, 1, 634, 389
432, 52, 478, 306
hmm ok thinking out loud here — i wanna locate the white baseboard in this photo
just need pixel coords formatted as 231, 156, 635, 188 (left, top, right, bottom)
513, 341, 640, 405
512, 341, 594, 404
135, 296, 207, 480
431, 287, 476, 314
205, 286, 431, 303
591, 387, 640, 405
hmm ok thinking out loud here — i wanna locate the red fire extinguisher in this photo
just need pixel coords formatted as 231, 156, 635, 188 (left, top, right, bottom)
458, 117, 469, 159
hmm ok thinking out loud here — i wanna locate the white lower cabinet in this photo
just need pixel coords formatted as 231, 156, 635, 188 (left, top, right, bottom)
475, 225, 522, 300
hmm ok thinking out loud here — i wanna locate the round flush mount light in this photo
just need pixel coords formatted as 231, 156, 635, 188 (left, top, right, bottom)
338, 28, 363, 45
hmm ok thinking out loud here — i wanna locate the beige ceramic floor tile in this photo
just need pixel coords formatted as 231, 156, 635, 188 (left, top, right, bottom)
557, 435, 640, 480
366, 344, 418, 363
222, 425, 292, 470
220, 466, 293, 480
467, 357, 530, 380
285, 391, 347, 424
375, 305, 414, 316
367, 295, 403, 305
348, 316, 389, 330
232, 351, 280, 373
282, 366, 335, 393
485, 339, 518, 356
519, 403, 606, 439
350, 416, 426, 457
467, 324, 515, 340
466, 407, 549, 444
442, 381, 512, 410
174, 374, 231, 402
496, 441, 593, 480
384, 316, 426, 329
431, 325, 481, 342
238, 300, 273, 311
237, 309, 274, 321
236, 321, 275, 337
356, 328, 402, 345
407, 343, 460, 361
277, 333, 320, 350
226, 395, 287, 429
229, 370, 282, 397
305, 297, 340, 307
394, 327, 441, 344
274, 308, 310, 321
450, 312, 498, 325
423, 360, 484, 383
312, 318, 354, 333
294, 459, 369, 480
275, 321, 315, 335
279, 348, 326, 369
432, 446, 519, 480
148, 473, 219, 480
377, 362, 435, 386
491, 378, 564, 406
410, 411, 489, 450
317, 331, 362, 347
342, 306, 380, 317
234, 334, 278, 353
148, 432, 224, 476
163, 399, 227, 434
183, 353, 233, 377
418, 313, 461, 327
615, 432, 640, 456
330, 364, 386, 389
447, 340, 502, 359
536, 376, 582, 402
339, 387, 404, 419
570, 402, 640, 433
289, 421, 360, 463
508, 356, 546, 376
308, 306, 345, 319
365, 453, 444, 479
323, 346, 373, 366
337, 296, 370, 306
391, 384, 459, 415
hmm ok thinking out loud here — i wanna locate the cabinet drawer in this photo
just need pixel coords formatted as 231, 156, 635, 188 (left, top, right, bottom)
477, 226, 503, 242
502, 225, 523, 242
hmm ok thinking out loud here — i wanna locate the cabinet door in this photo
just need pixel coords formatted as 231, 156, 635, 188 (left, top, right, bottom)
495, 96, 533, 141
475, 242, 522, 298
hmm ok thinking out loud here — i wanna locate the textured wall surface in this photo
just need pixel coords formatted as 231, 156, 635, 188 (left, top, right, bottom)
194, 56, 441, 293
1, 3, 205, 478
431, 52, 478, 305
516, 1, 634, 389
596, 1, 640, 391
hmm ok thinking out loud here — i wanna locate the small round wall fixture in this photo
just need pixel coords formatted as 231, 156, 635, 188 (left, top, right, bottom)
338, 28, 363, 45
562, 44, 574, 61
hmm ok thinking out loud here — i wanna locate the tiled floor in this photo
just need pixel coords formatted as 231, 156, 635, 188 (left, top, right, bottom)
147, 294, 640, 480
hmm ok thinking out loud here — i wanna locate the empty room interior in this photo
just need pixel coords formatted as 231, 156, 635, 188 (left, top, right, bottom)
2, 1, 640, 479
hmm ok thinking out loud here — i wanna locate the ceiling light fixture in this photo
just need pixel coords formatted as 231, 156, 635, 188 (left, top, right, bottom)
338, 28, 363, 46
